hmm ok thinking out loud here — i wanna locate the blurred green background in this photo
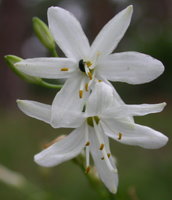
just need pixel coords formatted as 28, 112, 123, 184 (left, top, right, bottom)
0, 0, 171, 199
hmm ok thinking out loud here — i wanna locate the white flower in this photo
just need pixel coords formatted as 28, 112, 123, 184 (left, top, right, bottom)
15, 5, 164, 128
17, 82, 168, 193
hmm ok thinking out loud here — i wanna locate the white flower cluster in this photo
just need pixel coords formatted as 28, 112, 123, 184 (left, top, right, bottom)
16, 6, 168, 193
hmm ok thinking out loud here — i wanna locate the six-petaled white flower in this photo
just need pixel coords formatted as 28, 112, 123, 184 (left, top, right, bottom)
17, 82, 168, 193
15, 5, 164, 129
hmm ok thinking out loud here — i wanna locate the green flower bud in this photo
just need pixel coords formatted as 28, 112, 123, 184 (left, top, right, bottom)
4, 55, 62, 89
33, 17, 57, 56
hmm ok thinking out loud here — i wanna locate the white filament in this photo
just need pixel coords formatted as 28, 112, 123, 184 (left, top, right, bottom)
93, 119, 116, 172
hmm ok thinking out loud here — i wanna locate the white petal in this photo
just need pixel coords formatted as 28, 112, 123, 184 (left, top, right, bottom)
15, 57, 76, 79
102, 120, 168, 149
34, 125, 85, 167
98, 52, 164, 84
89, 126, 118, 193
95, 76, 125, 106
90, 5, 133, 58
51, 73, 86, 128
104, 102, 166, 119
17, 100, 51, 124
89, 77, 134, 123
48, 7, 90, 59
86, 82, 114, 116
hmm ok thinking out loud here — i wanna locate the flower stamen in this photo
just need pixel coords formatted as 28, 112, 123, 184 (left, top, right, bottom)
85, 61, 92, 67
118, 132, 122, 140
85, 124, 90, 173
99, 144, 104, 150
87, 72, 92, 80
93, 119, 116, 172
79, 90, 83, 98
85, 83, 89, 91
60, 67, 69, 71
107, 153, 111, 158
85, 141, 90, 146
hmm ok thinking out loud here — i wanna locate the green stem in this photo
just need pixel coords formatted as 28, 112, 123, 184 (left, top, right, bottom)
39, 80, 62, 89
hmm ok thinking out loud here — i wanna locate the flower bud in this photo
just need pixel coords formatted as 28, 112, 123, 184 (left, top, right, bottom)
4, 55, 61, 89
32, 17, 56, 52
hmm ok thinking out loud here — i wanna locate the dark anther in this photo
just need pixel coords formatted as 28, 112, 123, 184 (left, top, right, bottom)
82, 105, 86, 112
79, 59, 85, 72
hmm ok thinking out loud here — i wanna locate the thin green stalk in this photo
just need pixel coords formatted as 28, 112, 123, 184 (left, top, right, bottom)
38, 79, 62, 89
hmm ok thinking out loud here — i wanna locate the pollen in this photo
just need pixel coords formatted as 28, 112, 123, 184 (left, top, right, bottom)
85, 83, 89, 91
101, 157, 104, 160
118, 132, 122, 140
85, 141, 90, 146
99, 144, 104, 150
87, 72, 92, 80
85, 61, 92, 67
60, 68, 69, 71
79, 90, 83, 98
98, 80, 102, 82
85, 166, 91, 174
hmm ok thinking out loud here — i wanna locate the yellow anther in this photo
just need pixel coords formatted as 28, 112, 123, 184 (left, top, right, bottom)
60, 68, 69, 71
107, 153, 111, 158
99, 144, 104, 150
85, 166, 91, 174
87, 72, 92, 80
85, 61, 92, 67
79, 90, 83, 98
85, 141, 90, 146
98, 80, 102, 82
85, 83, 89, 91
101, 157, 104, 160
118, 132, 122, 140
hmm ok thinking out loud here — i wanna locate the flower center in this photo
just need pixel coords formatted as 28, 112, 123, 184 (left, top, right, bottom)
87, 116, 100, 127
78, 59, 94, 80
